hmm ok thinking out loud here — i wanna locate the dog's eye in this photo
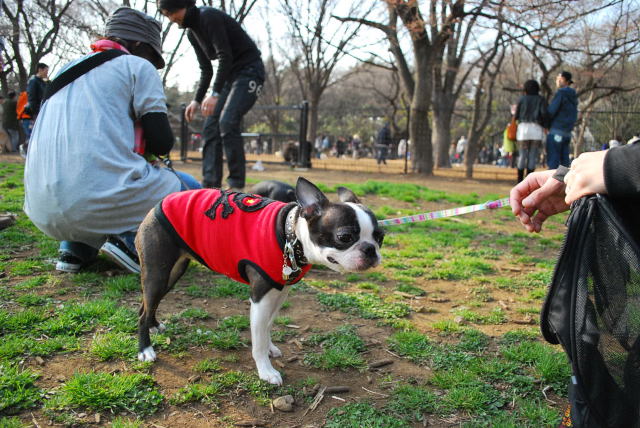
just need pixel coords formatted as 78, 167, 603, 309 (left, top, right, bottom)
373, 231, 384, 245
337, 233, 353, 243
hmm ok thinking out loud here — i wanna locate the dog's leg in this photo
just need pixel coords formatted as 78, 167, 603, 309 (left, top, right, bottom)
250, 287, 285, 385
267, 286, 290, 358
136, 213, 185, 362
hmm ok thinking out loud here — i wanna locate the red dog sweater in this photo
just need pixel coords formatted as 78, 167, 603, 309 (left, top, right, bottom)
155, 189, 310, 288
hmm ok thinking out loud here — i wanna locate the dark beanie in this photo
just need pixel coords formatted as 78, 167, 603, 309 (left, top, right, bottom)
158, 0, 196, 12
105, 7, 165, 69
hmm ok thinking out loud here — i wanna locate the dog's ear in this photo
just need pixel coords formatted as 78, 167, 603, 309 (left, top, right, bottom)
296, 177, 329, 219
337, 187, 360, 204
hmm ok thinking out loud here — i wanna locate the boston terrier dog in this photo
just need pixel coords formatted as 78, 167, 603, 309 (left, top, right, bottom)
251, 180, 296, 203
135, 177, 384, 385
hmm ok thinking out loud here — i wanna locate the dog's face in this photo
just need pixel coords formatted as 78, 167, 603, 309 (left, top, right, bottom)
294, 177, 384, 272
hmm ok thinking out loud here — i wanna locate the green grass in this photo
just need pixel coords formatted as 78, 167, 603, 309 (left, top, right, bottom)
387, 331, 432, 363
170, 370, 275, 407
89, 332, 137, 361
501, 341, 571, 393
325, 402, 407, 428
0, 363, 41, 414
317, 292, 410, 320
184, 277, 250, 299
0, 163, 571, 424
0, 417, 29, 428
452, 307, 507, 324
45, 372, 163, 416
304, 325, 366, 370
194, 358, 223, 373
110, 417, 144, 428
386, 384, 438, 421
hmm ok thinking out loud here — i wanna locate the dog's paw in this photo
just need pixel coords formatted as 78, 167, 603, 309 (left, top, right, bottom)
138, 346, 157, 362
268, 343, 282, 358
258, 366, 283, 385
150, 323, 166, 334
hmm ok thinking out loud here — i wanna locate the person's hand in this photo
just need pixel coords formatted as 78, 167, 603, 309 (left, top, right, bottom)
510, 169, 570, 233
201, 95, 218, 117
184, 100, 200, 123
563, 150, 607, 205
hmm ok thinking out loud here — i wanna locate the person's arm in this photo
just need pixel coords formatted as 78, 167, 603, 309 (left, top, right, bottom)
514, 98, 522, 121
188, 31, 214, 104
26, 78, 38, 113
539, 97, 550, 128
205, 12, 233, 94
546, 92, 562, 123
141, 112, 174, 156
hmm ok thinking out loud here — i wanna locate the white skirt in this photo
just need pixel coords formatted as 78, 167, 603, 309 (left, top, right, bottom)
517, 122, 545, 141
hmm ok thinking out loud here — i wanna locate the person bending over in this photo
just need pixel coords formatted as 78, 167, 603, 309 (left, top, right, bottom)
158, 0, 265, 191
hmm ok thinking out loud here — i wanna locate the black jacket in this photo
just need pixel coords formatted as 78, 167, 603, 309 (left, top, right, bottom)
27, 75, 48, 117
555, 142, 640, 238
515, 94, 549, 127
183, 6, 262, 102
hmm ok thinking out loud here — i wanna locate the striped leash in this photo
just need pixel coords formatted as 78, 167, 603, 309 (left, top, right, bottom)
378, 197, 510, 227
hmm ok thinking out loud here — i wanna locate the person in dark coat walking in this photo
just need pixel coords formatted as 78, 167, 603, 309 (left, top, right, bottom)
376, 122, 392, 165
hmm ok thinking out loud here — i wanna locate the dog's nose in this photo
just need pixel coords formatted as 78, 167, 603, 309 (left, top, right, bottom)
361, 243, 377, 258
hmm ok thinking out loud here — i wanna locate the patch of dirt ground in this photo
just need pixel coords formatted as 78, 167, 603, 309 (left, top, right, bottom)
1, 153, 567, 427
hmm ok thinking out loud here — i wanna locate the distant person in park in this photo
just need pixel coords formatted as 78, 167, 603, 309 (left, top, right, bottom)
546, 71, 578, 169
2, 91, 19, 152
456, 135, 467, 163
608, 135, 622, 148
21, 63, 49, 157
158, 0, 265, 191
0, 94, 9, 153
24, 7, 199, 274
514, 79, 549, 183
376, 121, 392, 165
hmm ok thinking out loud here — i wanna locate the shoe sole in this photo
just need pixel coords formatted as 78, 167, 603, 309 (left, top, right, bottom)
101, 242, 140, 274
55, 260, 81, 273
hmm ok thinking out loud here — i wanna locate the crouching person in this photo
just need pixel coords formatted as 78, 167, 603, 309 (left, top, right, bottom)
24, 7, 200, 274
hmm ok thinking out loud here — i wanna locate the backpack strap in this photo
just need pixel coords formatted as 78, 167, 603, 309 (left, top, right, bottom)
42, 50, 128, 103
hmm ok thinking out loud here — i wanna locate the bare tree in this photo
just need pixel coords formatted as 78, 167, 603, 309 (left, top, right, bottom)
336, 1, 465, 175
280, 0, 373, 144
432, 0, 491, 169
1, 0, 76, 91
464, 23, 506, 178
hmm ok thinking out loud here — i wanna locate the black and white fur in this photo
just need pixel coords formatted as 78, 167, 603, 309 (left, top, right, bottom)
135, 177, 384, 385
250, 180, 296, 203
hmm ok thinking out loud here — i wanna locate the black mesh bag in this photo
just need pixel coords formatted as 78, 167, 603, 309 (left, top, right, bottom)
541, 194, 640, 427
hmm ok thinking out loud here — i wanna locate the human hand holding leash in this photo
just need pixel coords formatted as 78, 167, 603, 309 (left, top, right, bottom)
563, 150, 607, 205
510, 169, 569, 233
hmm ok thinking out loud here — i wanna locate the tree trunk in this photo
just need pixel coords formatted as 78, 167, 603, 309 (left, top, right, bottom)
432, 101, 455, 168
409, 50, 434, 175
306, 94, 320, 144
410, 103, 433, 174
465, 133, 481, 178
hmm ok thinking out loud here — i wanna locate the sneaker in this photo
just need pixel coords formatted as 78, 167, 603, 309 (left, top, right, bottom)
56, 252, 83, 273
100, 236, 140, 274
18, 144, 26, 158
